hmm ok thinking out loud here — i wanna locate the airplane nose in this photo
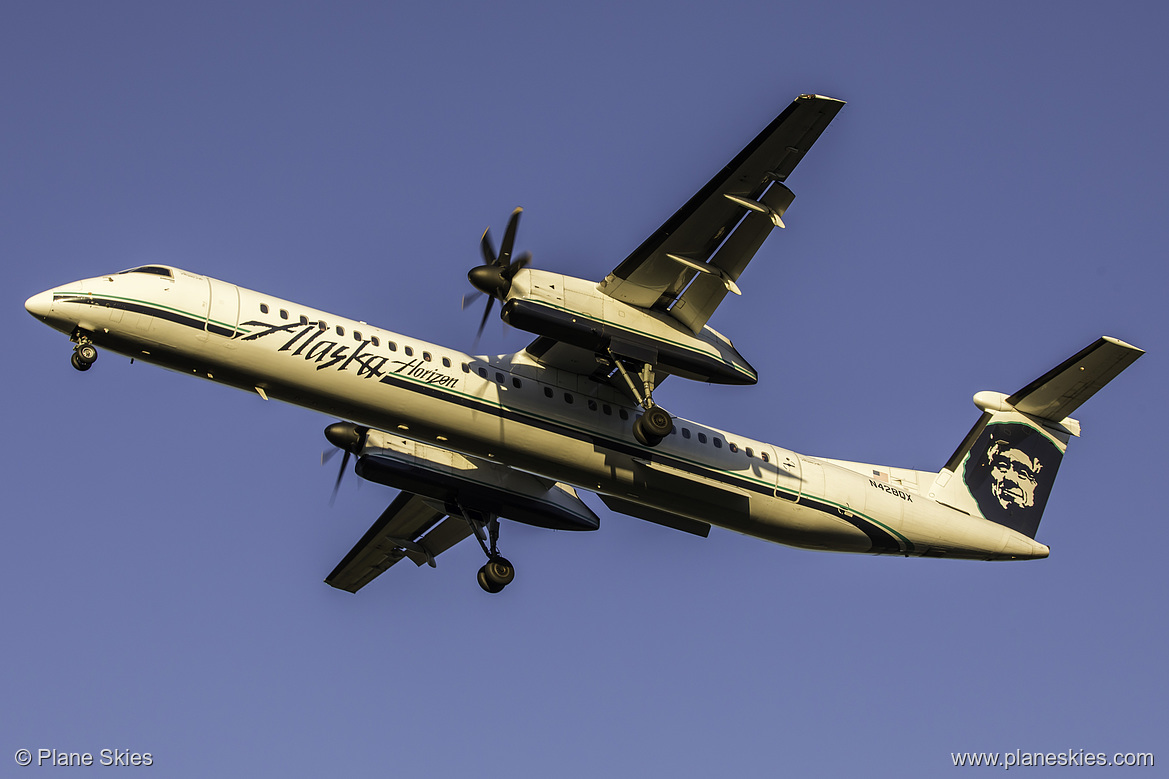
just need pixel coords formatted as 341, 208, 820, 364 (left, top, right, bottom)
25, 290, 53, 320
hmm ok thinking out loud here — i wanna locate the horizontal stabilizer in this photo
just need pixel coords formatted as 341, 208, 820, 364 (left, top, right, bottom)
1006, 336, 1144, 422
932, 336, 1143, 538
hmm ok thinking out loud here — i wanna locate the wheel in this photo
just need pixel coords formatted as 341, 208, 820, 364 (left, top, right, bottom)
641, 406, 673, 437
478, 566, 505, 594
75, 343, 98, 365
633, 407, 672, 447
633, 419, 663, 447
484, 557, 515, 587
71, 352, 92, 372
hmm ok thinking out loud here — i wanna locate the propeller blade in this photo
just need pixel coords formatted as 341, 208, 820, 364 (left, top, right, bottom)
475, 296, 496, 342
480, 227, 497, 266
461, 290, 484, 310
329, 450, 351, 506
498, 207, 522, 267
322, 448, 339, 466
508, 251, 532, 278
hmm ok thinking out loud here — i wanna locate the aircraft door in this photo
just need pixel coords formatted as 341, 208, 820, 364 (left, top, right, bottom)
797, 456, 825, 504
769, 445, 802, 501
205, 277, 239, 338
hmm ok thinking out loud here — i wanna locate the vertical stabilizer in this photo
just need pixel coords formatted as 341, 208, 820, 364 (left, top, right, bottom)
930, 337, 1143, 538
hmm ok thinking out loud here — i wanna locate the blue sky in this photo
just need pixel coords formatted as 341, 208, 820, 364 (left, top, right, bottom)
3, 2, 1165, 775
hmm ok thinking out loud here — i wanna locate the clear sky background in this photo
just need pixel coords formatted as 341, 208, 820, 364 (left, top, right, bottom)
3, 2, 1165, 776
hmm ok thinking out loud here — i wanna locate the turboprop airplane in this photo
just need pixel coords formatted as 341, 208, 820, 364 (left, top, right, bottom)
25, 94, 1143, 594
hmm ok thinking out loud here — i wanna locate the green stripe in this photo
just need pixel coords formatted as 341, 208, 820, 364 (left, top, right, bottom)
386, 366, 910, 552
56, 291, 251, 334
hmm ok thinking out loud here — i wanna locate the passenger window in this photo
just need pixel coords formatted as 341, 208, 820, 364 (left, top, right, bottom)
564, 393, 573, 404
388, 341, 397, 351
299, 315, 308, 325
713, 438, 723, 449
729, 442, 738, 453
443, 357, 451, 368
279, 309, 289, 320
478, 367, 488, 378
543, 387, 553, 398
746, 447, 754, 458
602, 404, 612, 415
371, 336, 380, 347
318, 321, 328, 331
587, 399, 597, 411
495, 372, 505, 383
682, 428, 691, 439
423, 352, 432, 362
761, 452, 770, 463
619, 409, 629, 420
462, 363, 470, 373
336, 326, 345, 336
404, 346, 413, 356
698, 433, 707, 444
513, 378, 522, 389
353, 331, 362, 341
260, 303, 269, 314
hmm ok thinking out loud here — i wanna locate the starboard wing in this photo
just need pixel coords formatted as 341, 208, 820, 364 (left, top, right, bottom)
597, 94, 845, 332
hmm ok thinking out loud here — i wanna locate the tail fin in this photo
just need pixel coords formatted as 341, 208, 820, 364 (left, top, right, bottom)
930, 337, 1143, 538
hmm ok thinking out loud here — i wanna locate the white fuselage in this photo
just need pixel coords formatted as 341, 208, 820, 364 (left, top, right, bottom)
25, 266, 1049, 562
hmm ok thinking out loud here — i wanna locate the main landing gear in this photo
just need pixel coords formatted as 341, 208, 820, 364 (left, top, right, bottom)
606, 350, 674, 447
458, 505, 515, 594
70, 333, 98, 372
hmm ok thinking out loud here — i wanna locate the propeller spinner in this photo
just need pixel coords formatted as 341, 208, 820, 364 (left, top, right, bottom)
465, 207, 531, 341
323, 422, 367, 505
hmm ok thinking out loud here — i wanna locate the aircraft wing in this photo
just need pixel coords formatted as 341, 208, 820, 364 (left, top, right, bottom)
597, 94, 845, 332
325, 491, 472, 593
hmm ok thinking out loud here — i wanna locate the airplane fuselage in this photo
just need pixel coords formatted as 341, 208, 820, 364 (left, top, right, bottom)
25, 265, 1050, 563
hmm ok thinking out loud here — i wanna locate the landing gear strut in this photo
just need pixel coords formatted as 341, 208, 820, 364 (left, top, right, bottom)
70, 333, 98, 372
457, 505, 515, 594
607, 350, 673, 447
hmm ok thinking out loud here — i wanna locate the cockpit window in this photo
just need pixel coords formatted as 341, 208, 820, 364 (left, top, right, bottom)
117, 266, 174, 279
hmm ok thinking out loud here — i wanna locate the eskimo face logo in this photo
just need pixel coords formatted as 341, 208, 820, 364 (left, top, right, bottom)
986, 439, 1042, 511
962, 422, 1063, 536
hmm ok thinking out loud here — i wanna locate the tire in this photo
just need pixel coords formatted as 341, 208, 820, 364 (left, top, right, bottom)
76, 343, 98, 364
484, 557, 515, 587
633, 419, 663, 447
640, 407, 672, 437
478, 567, 504, 593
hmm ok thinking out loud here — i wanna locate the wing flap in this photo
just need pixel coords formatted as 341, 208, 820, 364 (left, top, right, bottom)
598, 493, 711, 537
671, 184, 796, 333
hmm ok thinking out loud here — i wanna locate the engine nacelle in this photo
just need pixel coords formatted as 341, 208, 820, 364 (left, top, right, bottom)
354, 430, 601, 532
501, 269, 757, 385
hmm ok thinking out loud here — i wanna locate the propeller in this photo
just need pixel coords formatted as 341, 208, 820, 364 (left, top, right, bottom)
466, 207, 531, 341
322, 422, 367, 505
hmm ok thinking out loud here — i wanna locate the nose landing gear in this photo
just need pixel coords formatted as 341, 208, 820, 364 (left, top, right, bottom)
71, 337, 98, 372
